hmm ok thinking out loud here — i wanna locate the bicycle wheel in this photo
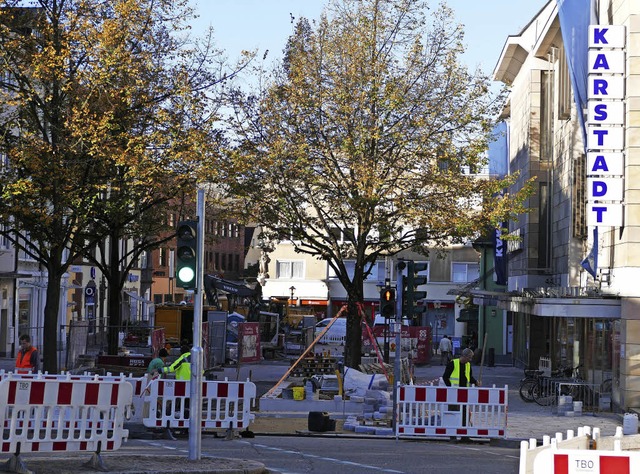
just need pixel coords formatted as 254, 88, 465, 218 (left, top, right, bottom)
519, 378, 537, 403
600, 378, 612, 394
532, 381, 556, 406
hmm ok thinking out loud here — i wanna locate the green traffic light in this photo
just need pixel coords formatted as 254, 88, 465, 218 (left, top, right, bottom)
177, 266, 195, 283
176, 219, 198, 289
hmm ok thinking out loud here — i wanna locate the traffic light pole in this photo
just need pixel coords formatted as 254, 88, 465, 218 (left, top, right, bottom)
392, 261, 406, 430
189, 189, 205, 460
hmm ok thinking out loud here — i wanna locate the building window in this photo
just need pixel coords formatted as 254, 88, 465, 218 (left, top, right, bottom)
0, 224, 9, 249
414, 261, 429, 282
153, 294, 163, 304
539, 182, 551, 269
0, 152, 9, 174
277, 260, 304, 279
329, 227, 355, 243
139, 251, 148, 269
452, 263, 479, 283
158, 247, 167, 267
558, 45, 571, 120
18, 233, 36, 262
329, 260, 386, 282
540, 70, 554, 162
572, 154, 587, 238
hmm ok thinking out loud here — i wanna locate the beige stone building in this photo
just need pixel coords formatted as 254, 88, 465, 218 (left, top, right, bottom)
492, 0, 640, 410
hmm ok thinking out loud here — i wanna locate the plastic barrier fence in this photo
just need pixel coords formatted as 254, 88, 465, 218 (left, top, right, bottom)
142, 378, 257, 431
0, 377, 132, 472
537, 449, 640, 474
519, 426, 640, 474
396, 384, 508, 439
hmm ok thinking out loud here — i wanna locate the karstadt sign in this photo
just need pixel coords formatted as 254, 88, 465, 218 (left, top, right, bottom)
586, 24, 626, 227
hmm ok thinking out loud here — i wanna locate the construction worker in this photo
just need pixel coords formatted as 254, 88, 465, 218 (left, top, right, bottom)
16, 334, 39, 374
442, 348, 478, 388
161, 344, 191, 380
147, 348, 169, 375
442, 348, 479, 443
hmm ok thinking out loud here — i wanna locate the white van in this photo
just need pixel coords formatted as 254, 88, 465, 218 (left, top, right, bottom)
315, 318, 347, 344
373, 313, 411, 327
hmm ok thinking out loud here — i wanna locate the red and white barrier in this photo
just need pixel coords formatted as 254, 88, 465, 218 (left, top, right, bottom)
0, 377, 132, 471
519, 426, 640, 474
396, 384, 508, 439
142, 378, 257, 431
534, 449, 640, 473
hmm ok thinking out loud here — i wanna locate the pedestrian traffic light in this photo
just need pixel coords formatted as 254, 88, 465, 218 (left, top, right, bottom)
175, 220, 198, 289
379, 286, 396, 319
403, 260, 427, 321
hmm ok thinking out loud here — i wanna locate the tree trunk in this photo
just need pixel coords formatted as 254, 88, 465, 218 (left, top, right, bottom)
343, 291, 364, 369
107, 233, 122, 355
42, 268, 62, 373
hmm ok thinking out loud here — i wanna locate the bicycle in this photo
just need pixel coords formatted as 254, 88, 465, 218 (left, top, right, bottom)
518, 369, 543, 403
532, 364, 582, 406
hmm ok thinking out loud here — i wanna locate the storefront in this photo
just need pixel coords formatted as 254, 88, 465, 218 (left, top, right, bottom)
504, 295, 619, 389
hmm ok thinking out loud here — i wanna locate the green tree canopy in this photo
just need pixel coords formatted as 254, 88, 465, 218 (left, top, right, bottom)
221, 0, 531, 368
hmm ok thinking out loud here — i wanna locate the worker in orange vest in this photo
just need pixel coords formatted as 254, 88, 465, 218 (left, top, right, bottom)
16, 334, 39, 374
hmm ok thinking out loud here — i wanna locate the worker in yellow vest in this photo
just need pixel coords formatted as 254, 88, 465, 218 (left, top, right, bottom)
442, 347, 479, 443
161, 344, 191, 380
442, 348, 478, 387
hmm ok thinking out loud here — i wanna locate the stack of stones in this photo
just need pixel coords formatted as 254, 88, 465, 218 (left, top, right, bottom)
557, 395, 574, 416
342, 390, 394, 435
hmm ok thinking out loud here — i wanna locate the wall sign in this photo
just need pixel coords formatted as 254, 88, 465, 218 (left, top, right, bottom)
586, 25, 626, 227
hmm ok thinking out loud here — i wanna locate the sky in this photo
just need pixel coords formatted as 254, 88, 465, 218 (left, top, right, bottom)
189, 0, 550, 77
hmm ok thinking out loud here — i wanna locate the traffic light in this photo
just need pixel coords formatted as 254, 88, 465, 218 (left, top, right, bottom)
403, 260, 428, 321
379, 286, 396, 319
175, 220, 198, 289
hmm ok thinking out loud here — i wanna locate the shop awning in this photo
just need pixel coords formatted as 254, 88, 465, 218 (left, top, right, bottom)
499, 296, 621, 319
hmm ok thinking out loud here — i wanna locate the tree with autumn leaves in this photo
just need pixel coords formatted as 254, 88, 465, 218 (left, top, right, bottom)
221, 0, 532, 368
0, 0, 234, 370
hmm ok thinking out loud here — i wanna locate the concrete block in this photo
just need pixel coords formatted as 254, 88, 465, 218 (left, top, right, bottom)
355, 425, 377, 434
375, 427, 394, 436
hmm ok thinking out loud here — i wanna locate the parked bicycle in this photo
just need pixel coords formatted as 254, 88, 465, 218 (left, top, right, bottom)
518, 369, 543, 403
532, 364, 583, 406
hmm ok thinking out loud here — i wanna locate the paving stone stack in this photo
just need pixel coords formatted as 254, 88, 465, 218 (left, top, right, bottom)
342, 389, 394, 435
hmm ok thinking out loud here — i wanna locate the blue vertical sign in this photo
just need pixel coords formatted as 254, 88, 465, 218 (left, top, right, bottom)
85, 281, 96, 305
586, 24, 625, 228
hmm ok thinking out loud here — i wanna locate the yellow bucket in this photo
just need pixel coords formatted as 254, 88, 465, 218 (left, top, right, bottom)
293, 387, 305, 400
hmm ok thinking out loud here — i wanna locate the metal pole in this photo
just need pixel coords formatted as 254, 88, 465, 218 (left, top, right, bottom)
189, 189, 205, 460
392, 261, 405, 430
